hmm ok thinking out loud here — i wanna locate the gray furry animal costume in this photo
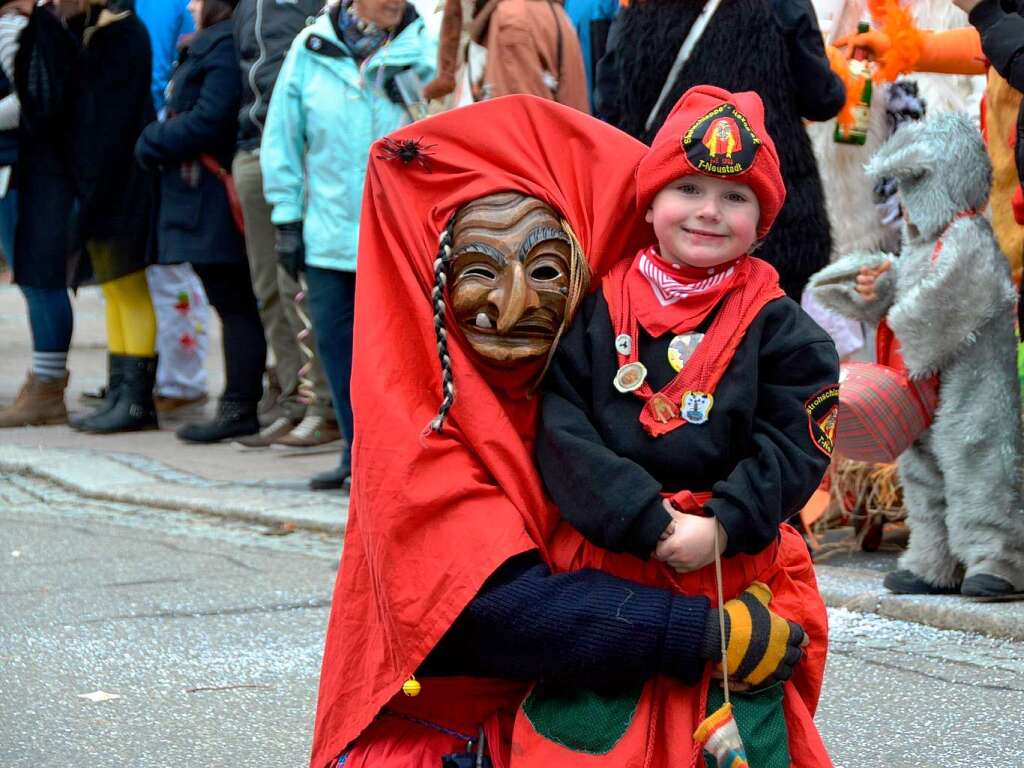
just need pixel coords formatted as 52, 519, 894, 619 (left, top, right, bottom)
595, 0, 843, 299
810, 112, 1024, 597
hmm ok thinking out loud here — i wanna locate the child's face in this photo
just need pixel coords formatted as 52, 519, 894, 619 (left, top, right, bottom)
645, 175, 760, 269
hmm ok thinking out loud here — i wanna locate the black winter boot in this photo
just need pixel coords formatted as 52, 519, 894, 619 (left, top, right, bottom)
309, 453, 352, 491
883, 569, 960, 595
176, 399, 260, 444
71, 354, 127, 431
81, 355, 159, 434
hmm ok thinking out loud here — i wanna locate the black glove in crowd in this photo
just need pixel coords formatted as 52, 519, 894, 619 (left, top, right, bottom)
275, 220, 305, 281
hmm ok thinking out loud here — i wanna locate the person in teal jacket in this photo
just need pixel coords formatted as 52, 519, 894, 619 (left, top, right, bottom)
260, 0, 435, 490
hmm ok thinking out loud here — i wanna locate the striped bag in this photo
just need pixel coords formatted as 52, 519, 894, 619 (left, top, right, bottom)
834, 321, 940, 463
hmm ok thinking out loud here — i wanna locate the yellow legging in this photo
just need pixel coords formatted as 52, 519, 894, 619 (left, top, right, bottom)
101, 269, 157, 356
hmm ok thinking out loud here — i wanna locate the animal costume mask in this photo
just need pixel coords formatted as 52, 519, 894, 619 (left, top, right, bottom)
865, 106, 991, 243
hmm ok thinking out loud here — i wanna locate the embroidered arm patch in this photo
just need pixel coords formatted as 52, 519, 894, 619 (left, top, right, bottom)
805, 384, 839, 456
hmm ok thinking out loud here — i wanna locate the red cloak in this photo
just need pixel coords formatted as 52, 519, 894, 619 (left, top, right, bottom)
309, 95, 652, 768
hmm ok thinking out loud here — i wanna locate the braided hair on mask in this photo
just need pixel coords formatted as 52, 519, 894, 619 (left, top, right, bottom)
427, 218, 457, 433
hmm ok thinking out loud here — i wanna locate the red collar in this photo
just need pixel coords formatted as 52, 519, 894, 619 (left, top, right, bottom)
602, 249, 784, 437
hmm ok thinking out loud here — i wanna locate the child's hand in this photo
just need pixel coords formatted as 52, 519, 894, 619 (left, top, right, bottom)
855, 261, 891, 301
654, 503, 727, 573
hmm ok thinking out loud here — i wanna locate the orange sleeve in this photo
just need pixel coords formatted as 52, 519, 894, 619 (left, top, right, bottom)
916, 27, 987, 75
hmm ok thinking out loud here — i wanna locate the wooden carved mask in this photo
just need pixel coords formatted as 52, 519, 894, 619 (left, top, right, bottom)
449, 192, 572, 365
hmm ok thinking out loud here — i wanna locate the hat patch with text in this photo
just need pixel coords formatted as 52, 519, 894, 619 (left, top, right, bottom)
682, 104, 761, 177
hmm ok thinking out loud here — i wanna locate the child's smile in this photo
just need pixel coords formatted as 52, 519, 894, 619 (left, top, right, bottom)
646, 175, 760, 269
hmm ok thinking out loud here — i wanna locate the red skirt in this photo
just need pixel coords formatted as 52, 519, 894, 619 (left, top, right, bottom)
507, 522, 832, 768
337, 677, 527, 768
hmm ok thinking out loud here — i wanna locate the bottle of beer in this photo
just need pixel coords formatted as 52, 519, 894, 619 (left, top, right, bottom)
835, 21, 874, 145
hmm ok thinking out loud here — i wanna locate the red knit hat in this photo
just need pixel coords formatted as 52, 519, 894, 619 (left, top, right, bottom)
636, 85, 786, 239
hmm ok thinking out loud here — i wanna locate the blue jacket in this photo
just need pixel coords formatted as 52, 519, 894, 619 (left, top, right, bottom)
135, 0, 194, 114
135, 20, 244, 266
564, 0, 618, 111
260, 10, 435, 272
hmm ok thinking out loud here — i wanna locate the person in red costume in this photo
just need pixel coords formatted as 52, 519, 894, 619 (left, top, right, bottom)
532, 86, 839, 767
308, 95, 811, 768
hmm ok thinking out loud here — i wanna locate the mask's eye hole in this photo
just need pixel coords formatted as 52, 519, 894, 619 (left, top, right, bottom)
462, 266, 497, 279
530, 265, 563, 281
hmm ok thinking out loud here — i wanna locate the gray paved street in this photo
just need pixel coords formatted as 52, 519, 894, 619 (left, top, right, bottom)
1, 476, 337, 767
3, 475, 1024, 767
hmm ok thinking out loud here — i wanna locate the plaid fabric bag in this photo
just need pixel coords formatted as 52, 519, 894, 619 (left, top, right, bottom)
834, 321, 940, 463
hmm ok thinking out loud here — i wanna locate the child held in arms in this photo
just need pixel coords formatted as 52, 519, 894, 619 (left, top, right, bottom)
533, 86, 839, 766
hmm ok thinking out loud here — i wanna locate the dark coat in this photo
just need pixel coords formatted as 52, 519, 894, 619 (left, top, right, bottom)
594, 0, 839, 299
970, 0, 1024, 91
234, 0, 323, 150
969, 0, 1024, 183
71, 11, 157, 281
536, 291, 839, 559
135, 20, 244, 265
0, 69, 17, 168
12, 4, 80, 289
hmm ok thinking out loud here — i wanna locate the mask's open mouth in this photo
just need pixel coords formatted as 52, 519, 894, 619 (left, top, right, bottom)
460, 311, 557, 339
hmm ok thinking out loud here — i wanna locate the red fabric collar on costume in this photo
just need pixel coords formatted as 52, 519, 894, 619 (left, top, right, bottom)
603, 248, 785, 438
633, 245, 743, 336
309, 96, 652, 768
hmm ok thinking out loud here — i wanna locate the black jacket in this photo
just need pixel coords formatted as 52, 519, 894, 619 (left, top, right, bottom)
12, 4, 80, 289
969, 0, 1024, 188
234, 0, 323, 151
594, 0, 839, 299
0, 69, 17, 168
536, 290, 839, 559
70, 11, 156, 278
970, 0, 1024, 91
135, 20, 244, 266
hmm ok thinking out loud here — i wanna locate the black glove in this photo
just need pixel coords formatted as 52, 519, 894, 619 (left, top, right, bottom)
275, 221, 305, 282
701, 581, 805, 687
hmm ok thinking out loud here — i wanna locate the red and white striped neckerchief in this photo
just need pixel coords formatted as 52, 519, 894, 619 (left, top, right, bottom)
637, 246, 740, 306
628, 245, 744, 338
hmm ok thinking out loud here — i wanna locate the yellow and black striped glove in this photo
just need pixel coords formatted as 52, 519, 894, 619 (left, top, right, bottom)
701, 581, 805, 687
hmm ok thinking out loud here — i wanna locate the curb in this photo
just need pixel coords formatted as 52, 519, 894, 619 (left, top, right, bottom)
4, 445, 1023, 642
0, 445, 347, 536
815, 564, 1024, 642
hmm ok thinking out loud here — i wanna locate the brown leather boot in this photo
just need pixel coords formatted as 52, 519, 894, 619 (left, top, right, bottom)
0, 371, 69, 427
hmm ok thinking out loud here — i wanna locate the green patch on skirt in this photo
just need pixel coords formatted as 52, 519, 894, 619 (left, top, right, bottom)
704, 683, 790, 768
521, 681, 644, 754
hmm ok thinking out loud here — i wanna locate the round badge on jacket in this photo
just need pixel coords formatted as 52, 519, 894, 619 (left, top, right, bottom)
681, 390, 714, 424
667, 332, 704, 373
614, 362, 647, 393
614, 334, 632, 356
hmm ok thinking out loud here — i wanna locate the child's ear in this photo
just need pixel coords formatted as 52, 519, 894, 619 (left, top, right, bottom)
645, 208, 654, 224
